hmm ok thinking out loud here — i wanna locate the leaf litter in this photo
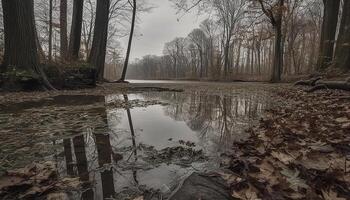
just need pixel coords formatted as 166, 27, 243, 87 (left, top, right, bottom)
219, 87, 350, 199
0, 161, 81, 199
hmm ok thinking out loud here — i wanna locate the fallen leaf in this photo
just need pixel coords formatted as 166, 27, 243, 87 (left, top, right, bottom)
335, 117, 349, 123
232, 183, 261, 200
281, 168, 309, 191
47, 192, 69, 200
271, 151, 294, 165
322, 189, 346, 200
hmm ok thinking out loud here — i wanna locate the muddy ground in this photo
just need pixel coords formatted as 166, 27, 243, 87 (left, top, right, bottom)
0, 81, 349, 199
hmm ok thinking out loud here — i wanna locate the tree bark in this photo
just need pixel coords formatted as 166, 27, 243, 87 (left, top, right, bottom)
89, 0, 110, 81
68, 0, 84, 61
1, 0, 55, 89
271, 25, 283, 82
270, 1, 284, 83
2, 0, 39, 71
257, 0, 284, 82
317, 0, 340, 70
333, 0, 350, 71
60, 0, 68, 60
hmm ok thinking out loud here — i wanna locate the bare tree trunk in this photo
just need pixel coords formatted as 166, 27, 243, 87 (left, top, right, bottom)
235, 40, 241, 74
271, 23, 283, 82
36, 31, 46, 61
68, 0, 84, 61
250, 41, 254, 74
2, 0, 39, 71
317, 0, 340, 70
89, 0, 110, 81
223, 41, 230, 78
119, 0, 136, 82
48, 0, 53, 62
60, 0, 68, 60
199, 48, 203, 78
334, 0, 350, 71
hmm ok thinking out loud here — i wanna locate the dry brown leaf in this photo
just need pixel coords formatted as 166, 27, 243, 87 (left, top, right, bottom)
232, 184, 261, 200
322, 190, 347, 200
133, 196, 144, 200
216, 171, 243, 185
251, 159, 279, 186
47, 192, 69, 200
271, 151, 294, 165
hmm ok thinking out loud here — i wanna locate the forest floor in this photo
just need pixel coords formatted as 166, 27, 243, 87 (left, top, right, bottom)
222, 86, 350, 199
0, 81, 349, 199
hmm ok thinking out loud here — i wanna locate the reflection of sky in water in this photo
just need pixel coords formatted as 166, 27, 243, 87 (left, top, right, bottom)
0, 90, 271, 199
108, 105, 200, 150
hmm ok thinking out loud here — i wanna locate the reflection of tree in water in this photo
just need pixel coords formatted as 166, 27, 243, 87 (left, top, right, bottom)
60, 97, 117, 199
142, 91, 269, 151
60, 94, 142, 200
73, 135, 94, 200
123, 94, 139, 185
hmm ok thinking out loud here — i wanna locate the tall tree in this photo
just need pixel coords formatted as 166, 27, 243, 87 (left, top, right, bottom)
60, 0, 68, 60
48, 0, 53, 61
1, 0, 53, 89
68, 0, 84, 60
214, 0, 245, 78
89, 0, 110, 81
333, 0, 350, 71
257, 0, 285, 82
118, 0, 136, 82
188, 29, 206, 78
317, 0, 340, 70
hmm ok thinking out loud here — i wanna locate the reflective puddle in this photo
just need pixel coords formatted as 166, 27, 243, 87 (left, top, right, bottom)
0, 90, 271, 199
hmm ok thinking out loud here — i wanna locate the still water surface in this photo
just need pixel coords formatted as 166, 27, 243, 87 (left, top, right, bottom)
0, 90, 270, 199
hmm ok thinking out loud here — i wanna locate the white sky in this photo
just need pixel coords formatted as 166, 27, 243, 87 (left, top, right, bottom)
121, 0, 205, 61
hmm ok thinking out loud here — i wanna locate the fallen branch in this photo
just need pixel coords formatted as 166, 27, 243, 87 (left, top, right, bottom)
306, 78, 350, 92
294, 77, 322, 86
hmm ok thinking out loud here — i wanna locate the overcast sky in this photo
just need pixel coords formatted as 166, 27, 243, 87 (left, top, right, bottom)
121, 0, 205, 62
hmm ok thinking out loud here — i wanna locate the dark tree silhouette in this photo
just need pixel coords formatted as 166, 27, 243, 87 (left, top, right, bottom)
333, 0, 350, 71
48, 0, 53, 61
1, 0, 54, 89
317, 0, 340, 70
89, 0, 111, 81
257, 0, 285, 83
69, 0, 84, 61
60, 0, 68, 60
118, 0, 136, 83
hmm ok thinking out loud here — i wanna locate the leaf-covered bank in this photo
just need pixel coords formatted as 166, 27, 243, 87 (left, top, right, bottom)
221, 87, 350, 199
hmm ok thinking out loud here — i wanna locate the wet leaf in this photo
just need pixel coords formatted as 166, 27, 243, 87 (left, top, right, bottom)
280, 168, 309, 191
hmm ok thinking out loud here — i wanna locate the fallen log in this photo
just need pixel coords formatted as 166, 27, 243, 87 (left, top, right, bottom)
306, 78, 350, 92
294, 77, 322, 86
